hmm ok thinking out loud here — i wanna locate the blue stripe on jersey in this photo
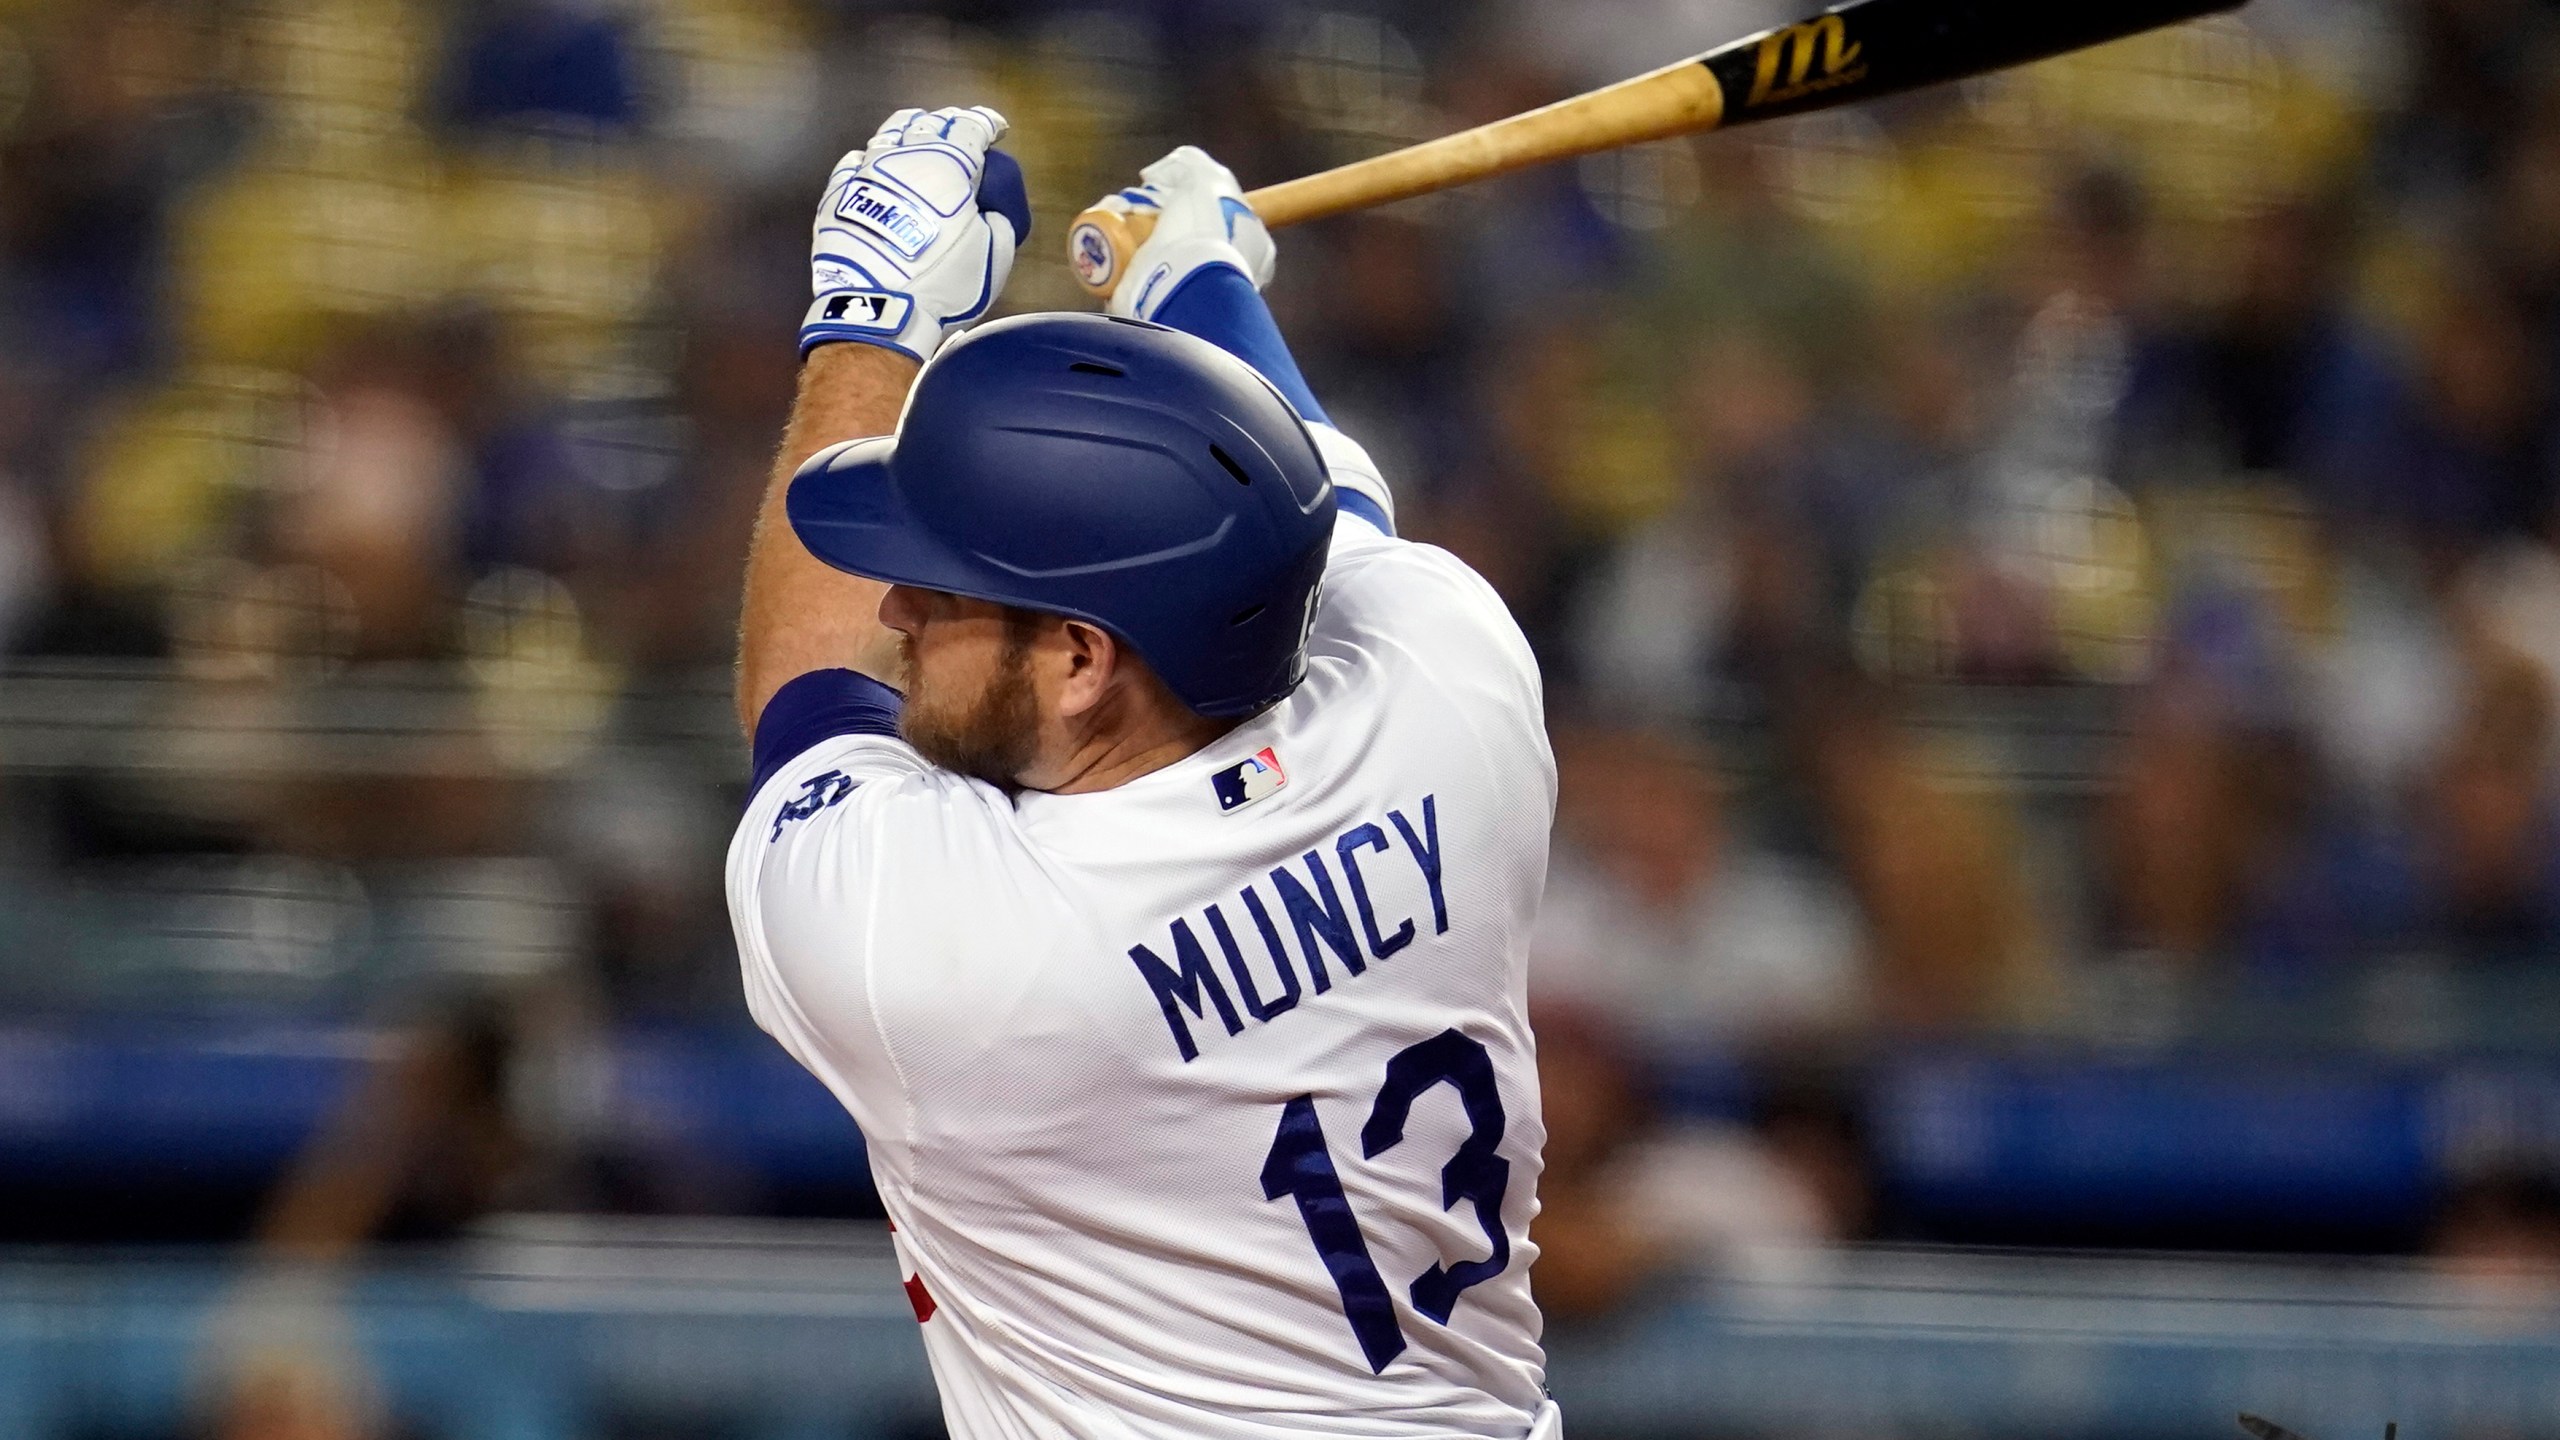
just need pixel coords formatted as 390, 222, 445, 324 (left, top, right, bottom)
1148, 264, 1331, 426
750, 668, 904, 797
1336, 488, 1392, 536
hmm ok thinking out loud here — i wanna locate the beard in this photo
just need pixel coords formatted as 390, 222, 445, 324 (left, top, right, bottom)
898, 623, 1042, 788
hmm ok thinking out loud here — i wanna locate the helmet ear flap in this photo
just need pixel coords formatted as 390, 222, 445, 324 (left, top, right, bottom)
1197, 540, 1328, 718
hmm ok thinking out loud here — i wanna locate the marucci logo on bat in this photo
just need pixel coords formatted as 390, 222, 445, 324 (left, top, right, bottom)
1745, 14, 1867, 107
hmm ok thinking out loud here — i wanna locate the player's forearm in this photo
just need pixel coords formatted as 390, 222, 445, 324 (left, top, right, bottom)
1151, 266, 1330, 424
735, 343, 921, 736
1157, 276, 1398, 530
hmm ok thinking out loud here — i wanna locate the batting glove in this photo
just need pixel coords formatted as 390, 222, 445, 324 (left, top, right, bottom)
804, 105, 1031, 364
1091, 146, 1275, 322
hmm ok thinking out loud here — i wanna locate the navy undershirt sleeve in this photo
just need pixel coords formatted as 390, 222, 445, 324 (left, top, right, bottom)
749, 668, 905, 797
1150, 265, 1331, 425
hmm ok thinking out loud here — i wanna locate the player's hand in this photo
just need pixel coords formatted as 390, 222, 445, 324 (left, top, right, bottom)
803, 105, 1032, 364
1088, 146, 1274, 322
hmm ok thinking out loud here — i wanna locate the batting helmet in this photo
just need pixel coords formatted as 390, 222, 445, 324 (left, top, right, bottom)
786, 312, 1338, 717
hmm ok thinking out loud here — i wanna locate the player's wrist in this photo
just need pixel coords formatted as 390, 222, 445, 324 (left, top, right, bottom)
1144, 263, 1330, 424
1113, 241, 1259, 322
800, 290, 936, 361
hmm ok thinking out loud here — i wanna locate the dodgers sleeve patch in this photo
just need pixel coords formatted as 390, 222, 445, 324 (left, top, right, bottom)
750, 668, 905, 798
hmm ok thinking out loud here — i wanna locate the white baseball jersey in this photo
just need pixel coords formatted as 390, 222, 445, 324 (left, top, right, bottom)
728, 427, 1558, 1440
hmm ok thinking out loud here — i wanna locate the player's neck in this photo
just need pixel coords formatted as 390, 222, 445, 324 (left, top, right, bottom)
1033, 701, 1240, 796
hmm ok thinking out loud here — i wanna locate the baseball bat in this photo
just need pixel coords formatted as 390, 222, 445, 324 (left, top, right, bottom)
1068, 0, 2242, 296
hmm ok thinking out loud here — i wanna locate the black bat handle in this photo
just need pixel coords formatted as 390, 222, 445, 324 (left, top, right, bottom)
1699, 0, 2246, 127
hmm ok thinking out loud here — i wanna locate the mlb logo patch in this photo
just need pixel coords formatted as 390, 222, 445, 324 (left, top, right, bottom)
1212, 747, 1287, 813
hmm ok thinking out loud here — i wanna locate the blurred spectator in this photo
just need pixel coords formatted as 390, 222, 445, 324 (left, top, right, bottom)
254, 998, 534, 1255
1566, 326, 1827, 711
2458, 535, 2560, 750
1800, 685, 2056, 1028
2420, 642, 2560, 955
438, 0, 641, 134
2104, 614, 2426, 970
2381, 0, 2560, 200
281, 319, 476, 660
1529, 1003, 1863, 1320
1807, 312, 1989, 627
2109, 590, 2560, 968
2114, 197, 2402, 518
0, 1, 235, 389
2429, 1167, 2560, 1313
0, 472, 48, 650
1293, 215, 1467, 482
203, 997, 545, 1440
2107, 663, 2262, 958
2395, 274, 2556, 545
1535, 726, 1866, 1049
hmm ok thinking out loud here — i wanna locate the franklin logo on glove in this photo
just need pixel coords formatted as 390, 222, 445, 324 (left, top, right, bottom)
838, 180, 939, 258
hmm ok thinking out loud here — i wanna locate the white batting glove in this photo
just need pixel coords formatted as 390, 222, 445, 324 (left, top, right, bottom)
1091, 146, 1275, 322
804, 105, 1028, 364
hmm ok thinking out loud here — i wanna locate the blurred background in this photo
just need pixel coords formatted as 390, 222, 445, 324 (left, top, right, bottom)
1, 0, 2558, 1434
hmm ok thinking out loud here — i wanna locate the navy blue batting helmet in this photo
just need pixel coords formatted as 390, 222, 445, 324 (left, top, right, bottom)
786, 312, 1338, 717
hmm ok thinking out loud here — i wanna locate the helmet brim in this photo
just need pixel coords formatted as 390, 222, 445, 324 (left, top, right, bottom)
786, 437, 1005, 600
788, 437, 1166, 657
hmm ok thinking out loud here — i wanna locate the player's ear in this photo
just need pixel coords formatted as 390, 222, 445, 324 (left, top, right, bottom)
1053, 619, 1118, 719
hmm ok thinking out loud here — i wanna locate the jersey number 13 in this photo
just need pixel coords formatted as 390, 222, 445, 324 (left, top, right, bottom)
1259, 1028, 1513, 1373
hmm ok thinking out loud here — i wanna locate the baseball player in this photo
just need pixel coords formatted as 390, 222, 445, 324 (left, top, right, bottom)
728, 105, 1561, 1439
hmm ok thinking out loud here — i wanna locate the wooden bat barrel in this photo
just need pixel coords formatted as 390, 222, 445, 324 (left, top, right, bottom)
1070, 0, 2240, 299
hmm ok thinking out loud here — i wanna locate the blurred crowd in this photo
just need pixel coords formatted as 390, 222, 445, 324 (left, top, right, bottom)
7, 0, 2560, 1273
